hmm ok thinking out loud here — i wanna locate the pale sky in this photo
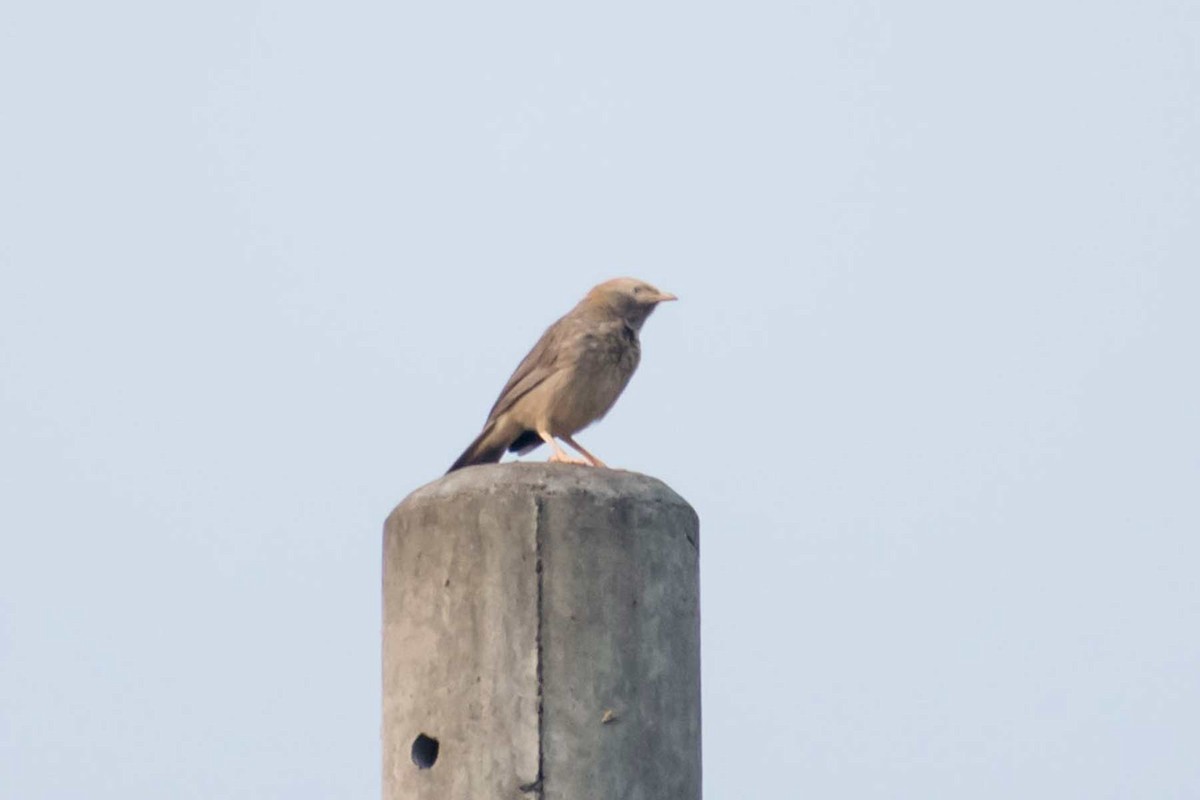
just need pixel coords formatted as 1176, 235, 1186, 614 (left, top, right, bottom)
2, 2, 1198, 797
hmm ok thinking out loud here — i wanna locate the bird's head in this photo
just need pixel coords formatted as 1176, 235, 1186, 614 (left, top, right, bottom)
583, 277, 677, 331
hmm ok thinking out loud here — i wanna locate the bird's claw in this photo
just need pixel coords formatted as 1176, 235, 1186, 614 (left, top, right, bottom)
548, 451, 591, 466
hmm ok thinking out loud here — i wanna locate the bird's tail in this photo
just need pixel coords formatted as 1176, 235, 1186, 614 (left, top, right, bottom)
447, 421, 514, 473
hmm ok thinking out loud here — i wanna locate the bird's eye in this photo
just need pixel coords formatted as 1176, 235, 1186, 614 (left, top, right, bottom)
633, 286, 643, 294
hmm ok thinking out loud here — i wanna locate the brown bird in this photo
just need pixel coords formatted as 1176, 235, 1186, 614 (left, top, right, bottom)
448, 278, 677, 473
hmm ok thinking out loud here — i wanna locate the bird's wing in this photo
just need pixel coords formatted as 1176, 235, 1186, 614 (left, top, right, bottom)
485, 315, 576, 422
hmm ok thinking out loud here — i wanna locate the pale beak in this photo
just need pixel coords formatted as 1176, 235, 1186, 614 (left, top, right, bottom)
655, 291, 678, 302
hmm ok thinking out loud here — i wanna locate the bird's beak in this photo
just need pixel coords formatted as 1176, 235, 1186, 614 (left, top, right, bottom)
655, 291, 678, 303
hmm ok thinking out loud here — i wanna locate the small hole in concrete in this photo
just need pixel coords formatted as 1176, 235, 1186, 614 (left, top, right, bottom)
411, 733, 439, 769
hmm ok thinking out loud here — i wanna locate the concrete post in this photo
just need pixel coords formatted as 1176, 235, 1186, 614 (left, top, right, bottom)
382, 463, 700, 800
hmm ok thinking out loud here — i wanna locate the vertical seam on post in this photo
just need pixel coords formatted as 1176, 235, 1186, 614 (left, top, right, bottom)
536, 496, 545, 797
521, 496, 546, 796
535, 496, 545, 797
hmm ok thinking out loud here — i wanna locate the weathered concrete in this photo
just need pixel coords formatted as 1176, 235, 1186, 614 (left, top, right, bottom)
383, 463, 700, 800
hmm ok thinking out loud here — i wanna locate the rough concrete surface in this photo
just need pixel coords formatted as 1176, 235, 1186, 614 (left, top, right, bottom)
382, 463, 700, 800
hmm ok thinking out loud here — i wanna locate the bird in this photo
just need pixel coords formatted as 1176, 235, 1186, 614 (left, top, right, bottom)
447, 277, 677, 473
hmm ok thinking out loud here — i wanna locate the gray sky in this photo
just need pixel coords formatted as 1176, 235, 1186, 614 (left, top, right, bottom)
2, 1, 1198, 797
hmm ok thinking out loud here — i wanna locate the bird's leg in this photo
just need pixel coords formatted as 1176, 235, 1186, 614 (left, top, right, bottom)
538, 429, 589, 465
561, 435, 608, 468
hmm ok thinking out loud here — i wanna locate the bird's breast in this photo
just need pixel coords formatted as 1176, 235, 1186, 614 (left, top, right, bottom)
549, 326, 640, 434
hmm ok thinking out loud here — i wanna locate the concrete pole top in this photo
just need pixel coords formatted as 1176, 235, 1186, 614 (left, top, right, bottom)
382, 462, 702, 799
389, 463, 698, 545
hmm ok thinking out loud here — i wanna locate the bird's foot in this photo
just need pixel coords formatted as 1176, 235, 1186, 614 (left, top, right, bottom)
560, 435, 608, 468
548, 450, 591, 466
